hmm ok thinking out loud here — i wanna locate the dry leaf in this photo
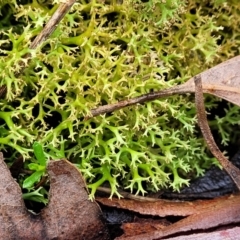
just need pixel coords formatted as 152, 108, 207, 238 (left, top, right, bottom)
115, 194, 240, 240
0, 153, 109, 240
121, 222, 167, 237
97, 194, 240, 217
164, 226, 240, 240
179, 55, 240, 106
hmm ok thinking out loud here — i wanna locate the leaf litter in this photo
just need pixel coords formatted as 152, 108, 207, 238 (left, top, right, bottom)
0, 1, 239, 238
96, 59, 240, 239
1, 49, 240, 240
0, 153, 109, 240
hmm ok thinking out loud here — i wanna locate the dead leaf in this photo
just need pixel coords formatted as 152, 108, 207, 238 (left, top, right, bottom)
0, 153, 109, 240
115, 194, 240, 240
97, 194, 240, 217
121, 222, 167, 237
180, 55, 240, 105
163, 226, 240, 240
121, 225, 240, 240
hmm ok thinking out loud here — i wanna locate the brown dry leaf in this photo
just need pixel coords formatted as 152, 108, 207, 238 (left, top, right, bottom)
164, 226, 240, 240
121, 222, 167, 237
179, 55, 240, 106
0, 153, 109, 240
116, 194, 240, 240
97, 195, 239, 217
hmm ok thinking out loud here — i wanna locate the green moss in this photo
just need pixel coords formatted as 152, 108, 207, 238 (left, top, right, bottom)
0, 0, 239, 199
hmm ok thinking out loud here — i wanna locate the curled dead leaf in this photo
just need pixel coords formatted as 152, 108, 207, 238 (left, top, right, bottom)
0, 153, 109, 240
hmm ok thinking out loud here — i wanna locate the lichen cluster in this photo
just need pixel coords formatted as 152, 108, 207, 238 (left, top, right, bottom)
0, 0, 239, 199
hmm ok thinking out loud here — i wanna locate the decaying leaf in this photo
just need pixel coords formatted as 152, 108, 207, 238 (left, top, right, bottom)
181, 55, 240, 106
121, 224, 240, 240
0, 153, 109, 240
121, 221, 168, 237
121, 225, 240, 240
97, 194, 240, 217
164, 227, 240, 240
115, 194, 240, 240
90, 55, 240, 117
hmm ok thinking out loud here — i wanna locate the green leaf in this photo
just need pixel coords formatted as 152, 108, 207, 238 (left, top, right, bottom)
28, 163, 45, 171
33, 142, 46, 166
23, 171, 44, 189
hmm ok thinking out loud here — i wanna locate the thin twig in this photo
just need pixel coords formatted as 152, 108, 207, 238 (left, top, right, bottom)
30, 0, 77, 49
87, 81, 240, 119
194, 75, 240, 190
87, 84, 191, 118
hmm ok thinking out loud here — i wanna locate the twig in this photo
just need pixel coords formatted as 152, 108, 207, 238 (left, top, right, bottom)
30, 0, 77, 49
87, 82, 240, 119
194, 75, 240, 190
87, 84, 191, 118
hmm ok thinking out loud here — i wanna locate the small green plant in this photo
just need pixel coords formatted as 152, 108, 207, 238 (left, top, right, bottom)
23, 142, 47, 189
22, 142, 48, 204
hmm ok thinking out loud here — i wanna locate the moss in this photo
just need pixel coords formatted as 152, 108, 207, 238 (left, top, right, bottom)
0, 0, 239, 199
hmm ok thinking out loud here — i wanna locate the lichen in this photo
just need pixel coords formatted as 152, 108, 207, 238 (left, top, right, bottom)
0, 0, 239, 199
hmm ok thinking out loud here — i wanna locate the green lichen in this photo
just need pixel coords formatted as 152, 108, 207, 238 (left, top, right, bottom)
0, 0, 240, 200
